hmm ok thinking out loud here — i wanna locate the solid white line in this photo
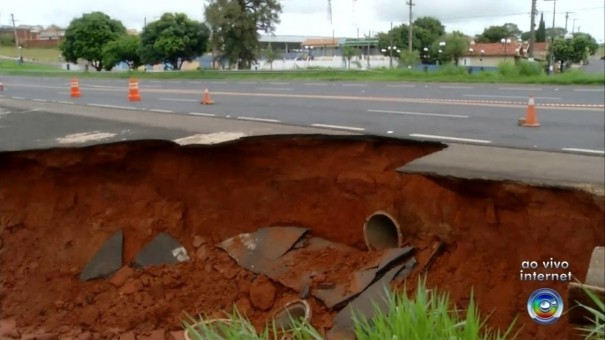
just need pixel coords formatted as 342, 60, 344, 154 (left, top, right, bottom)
463, 94, 561, 100
57, 100, 74, 104
343, 83, 367, 87
87, 103, 136, 110
368, 109, 469, 118
11, 96, 24, 100
311, 123, 365, 131
573, 89, 604, 92
439, 86, 473, 89
189, 112, 216, 117
237, 116, 280, 123
269, 82, 289, 85
150, 109, 173, 113
257, 87, 293, 91
305, 83, 328, 86
498, 87, 543, 91
562, 148, 605, 155
33, 99, 48, 102
386, 84, 416, 88
159, 98, 197, 102
409, 133, 491, 144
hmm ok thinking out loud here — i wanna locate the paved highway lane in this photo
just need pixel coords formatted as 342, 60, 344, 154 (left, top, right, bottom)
0, 76, 603, 154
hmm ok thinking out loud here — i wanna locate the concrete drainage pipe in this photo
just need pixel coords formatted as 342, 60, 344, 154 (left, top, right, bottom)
272, 299, 312, 330
363, 211, 402, 250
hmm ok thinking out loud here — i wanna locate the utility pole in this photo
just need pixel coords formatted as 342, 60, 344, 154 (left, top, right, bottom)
528, 0, 537, 59
406, 0, 415, 53
564, 11, 573, 33
572, 18, 577, 33
544, 0, 556, 74
10, 13, 19, 48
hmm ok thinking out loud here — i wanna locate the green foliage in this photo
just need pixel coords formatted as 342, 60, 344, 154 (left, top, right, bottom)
545, 27, 568, 40
497, 60, 543, 77
60, 11, 126, 71
353, 278, 520, 340
552, 33, 599, 64
574, 282, 605, 339
477, 25, 514, 43
263, 43, 281, 70
102, 35, 142, 70
377, 17, 445, 55
205, 0, 282, 69
342, 45, 357, 69
0, 36, 15, 47
536, 14, 546, 43
433, 31, 469, 65
503, 23, 522, 39
139, 13, 209, 70
521, 31, 531, 41
399, 50, 420, 67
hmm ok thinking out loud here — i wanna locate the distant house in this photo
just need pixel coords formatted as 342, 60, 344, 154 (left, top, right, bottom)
460, 41, 549, 67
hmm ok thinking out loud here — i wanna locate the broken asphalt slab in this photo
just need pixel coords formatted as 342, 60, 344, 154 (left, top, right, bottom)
326, 257, 418, 340
133, 232, 190, 268
218, 227, 416, 309
80, 230, 123, 281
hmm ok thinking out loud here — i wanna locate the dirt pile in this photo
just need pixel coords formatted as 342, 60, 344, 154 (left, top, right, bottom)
0, 136, 603, 339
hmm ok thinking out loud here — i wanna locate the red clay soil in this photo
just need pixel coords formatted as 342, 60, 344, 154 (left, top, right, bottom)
0, 136, 603, 339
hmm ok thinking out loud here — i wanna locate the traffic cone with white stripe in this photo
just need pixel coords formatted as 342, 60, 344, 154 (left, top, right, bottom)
518, 96, 540, 127
201, 88, 214, 105
70, 78, 81, 97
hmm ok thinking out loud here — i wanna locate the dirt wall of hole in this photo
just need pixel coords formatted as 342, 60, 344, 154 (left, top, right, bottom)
0, 136, 603, 339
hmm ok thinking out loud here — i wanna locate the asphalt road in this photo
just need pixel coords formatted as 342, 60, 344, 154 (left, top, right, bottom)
1, 75, 603, 155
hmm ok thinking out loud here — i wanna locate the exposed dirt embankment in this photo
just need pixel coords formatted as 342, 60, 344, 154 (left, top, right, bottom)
0, 136, 603, 339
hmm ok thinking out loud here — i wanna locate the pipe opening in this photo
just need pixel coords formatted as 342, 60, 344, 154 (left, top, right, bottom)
272, 300, 311, 330
363, 211, 402, 250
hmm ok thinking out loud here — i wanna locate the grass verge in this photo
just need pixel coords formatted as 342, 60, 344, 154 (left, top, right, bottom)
1, 66, 603, 85
0, 46, 61, 62
183, 276, 520, 340
0, 59, 62, 71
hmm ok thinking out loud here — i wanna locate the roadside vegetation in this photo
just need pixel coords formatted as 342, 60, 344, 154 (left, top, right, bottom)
183, 277, 521, 340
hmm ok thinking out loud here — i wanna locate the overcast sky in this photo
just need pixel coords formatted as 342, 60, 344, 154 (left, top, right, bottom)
1, 0, 603, 42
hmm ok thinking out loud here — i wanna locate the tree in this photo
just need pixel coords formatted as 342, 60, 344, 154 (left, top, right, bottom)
205, 0, 282, 69
138, 13, 209, 70
433, 31, 469, 65
377, 17, 445, 54
573, 32, 599, 56
102, 35, 142, 70
60, 12, 126, 71
503, 23, 522, 39
476, 25, 510, 43
545, 27, 567, 40
399, 50, 420, 67
536, 13, 546, 42
521, 31, 531, 41
264, 43, 281, 70
342, 46, 356, 69
552, 33, 599, 65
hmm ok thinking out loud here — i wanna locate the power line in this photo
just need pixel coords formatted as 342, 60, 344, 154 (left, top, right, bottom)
437, 6, 603, 22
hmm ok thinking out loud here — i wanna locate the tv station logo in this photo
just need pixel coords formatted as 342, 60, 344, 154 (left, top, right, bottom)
527, 288, 564, 325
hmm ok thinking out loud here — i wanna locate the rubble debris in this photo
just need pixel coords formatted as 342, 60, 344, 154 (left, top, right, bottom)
327, 257, 417, 339
79, 230, 124, 281
567, 246, 605, 325
133, 232, 190, 268
271, 300, 312, 330
249, 275, 276, 310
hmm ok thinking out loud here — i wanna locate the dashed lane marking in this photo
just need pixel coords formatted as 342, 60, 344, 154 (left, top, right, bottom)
33, 98, 48, 102
87, 103, 137, 110
368, 109, 469, 119
236, 116, 280, 123
409, 133, 492, 144
150, 109, 173, 113
189, 112, 216, 117
311, 123, 365, 131
561, 148, 605, 155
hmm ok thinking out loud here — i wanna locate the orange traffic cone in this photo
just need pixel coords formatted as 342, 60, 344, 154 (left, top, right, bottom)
519, 96, 540, 127
201, 88, 214, 105
128, 78, 141, 101
70, 78, 81, 97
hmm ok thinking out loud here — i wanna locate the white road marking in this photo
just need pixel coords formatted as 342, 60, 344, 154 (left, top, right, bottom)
159, 98, 197, 102
574, 88, 604, 92
498, 87, 543, 91
57, 101, 74, 104
386, 84, 416, 88
11, 96, 24, 100
562, 148, 605, 155
56, 131, 117, 144
257, 87, 293, 91
87, 103, 137, 110
409, 133, 492, 144
439, 86, 473, 89
237, 116, 280, 123
463, 94, 561, 100
150, 109, 173, 113
368, 109, 469, 118
311, 123, 365, 131
342, 83, 367, 87
33, 99, 48, 102
269, 82, 289, 85
387, 130, 394, 134
304, 83, 328, 86
189, 112, 216, 117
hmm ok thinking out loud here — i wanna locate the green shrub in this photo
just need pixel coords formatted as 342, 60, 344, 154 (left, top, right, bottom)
516, 61, 543, 76
497, 61, 518, 76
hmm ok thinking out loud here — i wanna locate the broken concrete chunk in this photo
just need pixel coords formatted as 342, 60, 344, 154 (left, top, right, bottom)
327, 257, 417, 340
79, 230, 124, 281
133, 232, 190, 268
